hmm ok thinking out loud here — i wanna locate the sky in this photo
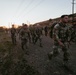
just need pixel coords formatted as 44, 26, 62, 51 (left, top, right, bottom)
0, 0, 76, 28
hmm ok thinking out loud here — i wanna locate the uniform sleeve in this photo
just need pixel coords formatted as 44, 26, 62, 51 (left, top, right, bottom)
53, 24, 60, 41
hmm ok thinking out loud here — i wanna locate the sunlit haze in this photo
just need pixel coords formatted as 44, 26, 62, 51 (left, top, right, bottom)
0, 0, 76, 28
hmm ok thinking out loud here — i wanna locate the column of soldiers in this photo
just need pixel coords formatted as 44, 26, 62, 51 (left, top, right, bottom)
12, 23, 43, 50
29, 24, 43, 47
10, 15, 75, 66
10, 16, 75, 48
10, 23, 43, 49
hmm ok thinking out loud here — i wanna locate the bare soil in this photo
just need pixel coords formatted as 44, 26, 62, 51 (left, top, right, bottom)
0, 32, 76, 75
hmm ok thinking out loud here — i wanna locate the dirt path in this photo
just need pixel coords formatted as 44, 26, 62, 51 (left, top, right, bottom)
13, 35, 76, 75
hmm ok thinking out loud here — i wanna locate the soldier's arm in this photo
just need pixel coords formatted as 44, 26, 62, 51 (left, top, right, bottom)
53, 24, 60, 41
53, 24, 64, 47
19, 29, 23, 39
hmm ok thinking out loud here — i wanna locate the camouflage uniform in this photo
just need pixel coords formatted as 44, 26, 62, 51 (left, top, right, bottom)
28, 26, 32, 43
10, 26, 16, 45
70, 24, 76, 42
48, 23, 70, 62
71, 17, 76, 43
44, 26, 48, 36
19, 25, 29, 50
31, 26, 37, 44
34, 25, 43, 47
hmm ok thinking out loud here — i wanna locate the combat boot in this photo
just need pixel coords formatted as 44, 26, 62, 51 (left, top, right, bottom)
48, 52, 53, 60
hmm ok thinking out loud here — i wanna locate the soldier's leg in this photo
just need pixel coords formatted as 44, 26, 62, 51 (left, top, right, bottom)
11, 36, 14, 44
29, 36, 31, 43
53, 45, 59, 57
28, 33, 31, 43
62, 47, 70, 62
48, 45, 59, 60
31, 35, 34, 43
12, 37, 15, 45
33, 35, 36, 44
32, 35, 35, 44
25, 39, 28, 49
21, 40, 25, 50
34, 36, 38, 44
11, 34, 14, 44
14, 35, 16, 45
23, 39, 29, 55
39, 36, 42, 47
45, 31, 48, 36
62, 46, 71, 66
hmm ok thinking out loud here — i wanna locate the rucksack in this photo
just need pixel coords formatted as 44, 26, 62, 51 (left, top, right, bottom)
49, 22, 57, 38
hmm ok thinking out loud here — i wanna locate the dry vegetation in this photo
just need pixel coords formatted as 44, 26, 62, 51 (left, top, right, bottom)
0, 32, 39, 75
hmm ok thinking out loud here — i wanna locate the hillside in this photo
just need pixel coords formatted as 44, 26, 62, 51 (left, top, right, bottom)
34, 13, 76, 26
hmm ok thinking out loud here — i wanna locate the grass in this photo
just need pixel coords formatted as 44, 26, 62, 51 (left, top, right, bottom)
0, 32, 40, 75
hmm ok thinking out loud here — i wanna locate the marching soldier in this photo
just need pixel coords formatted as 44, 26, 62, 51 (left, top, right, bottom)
10, 24, 16, 45
48, 15, 71, 65
70, 19, 76, 43
34, 24, 43, 47
31, 25, 37, 44
19, 23, 29, 50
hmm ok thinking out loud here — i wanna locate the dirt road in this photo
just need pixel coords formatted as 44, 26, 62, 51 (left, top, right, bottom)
15, 35, 76, 75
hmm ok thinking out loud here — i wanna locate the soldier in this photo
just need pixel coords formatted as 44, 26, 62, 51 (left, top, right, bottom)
44, 26, 48, 36
28, 25, 33, 43
31, 25, 37, 44
19, 23, 29, 50
34, 24, 43, 47
70, 18, 76, 43
48, 15, 70, 65
10, 24, 16, 45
